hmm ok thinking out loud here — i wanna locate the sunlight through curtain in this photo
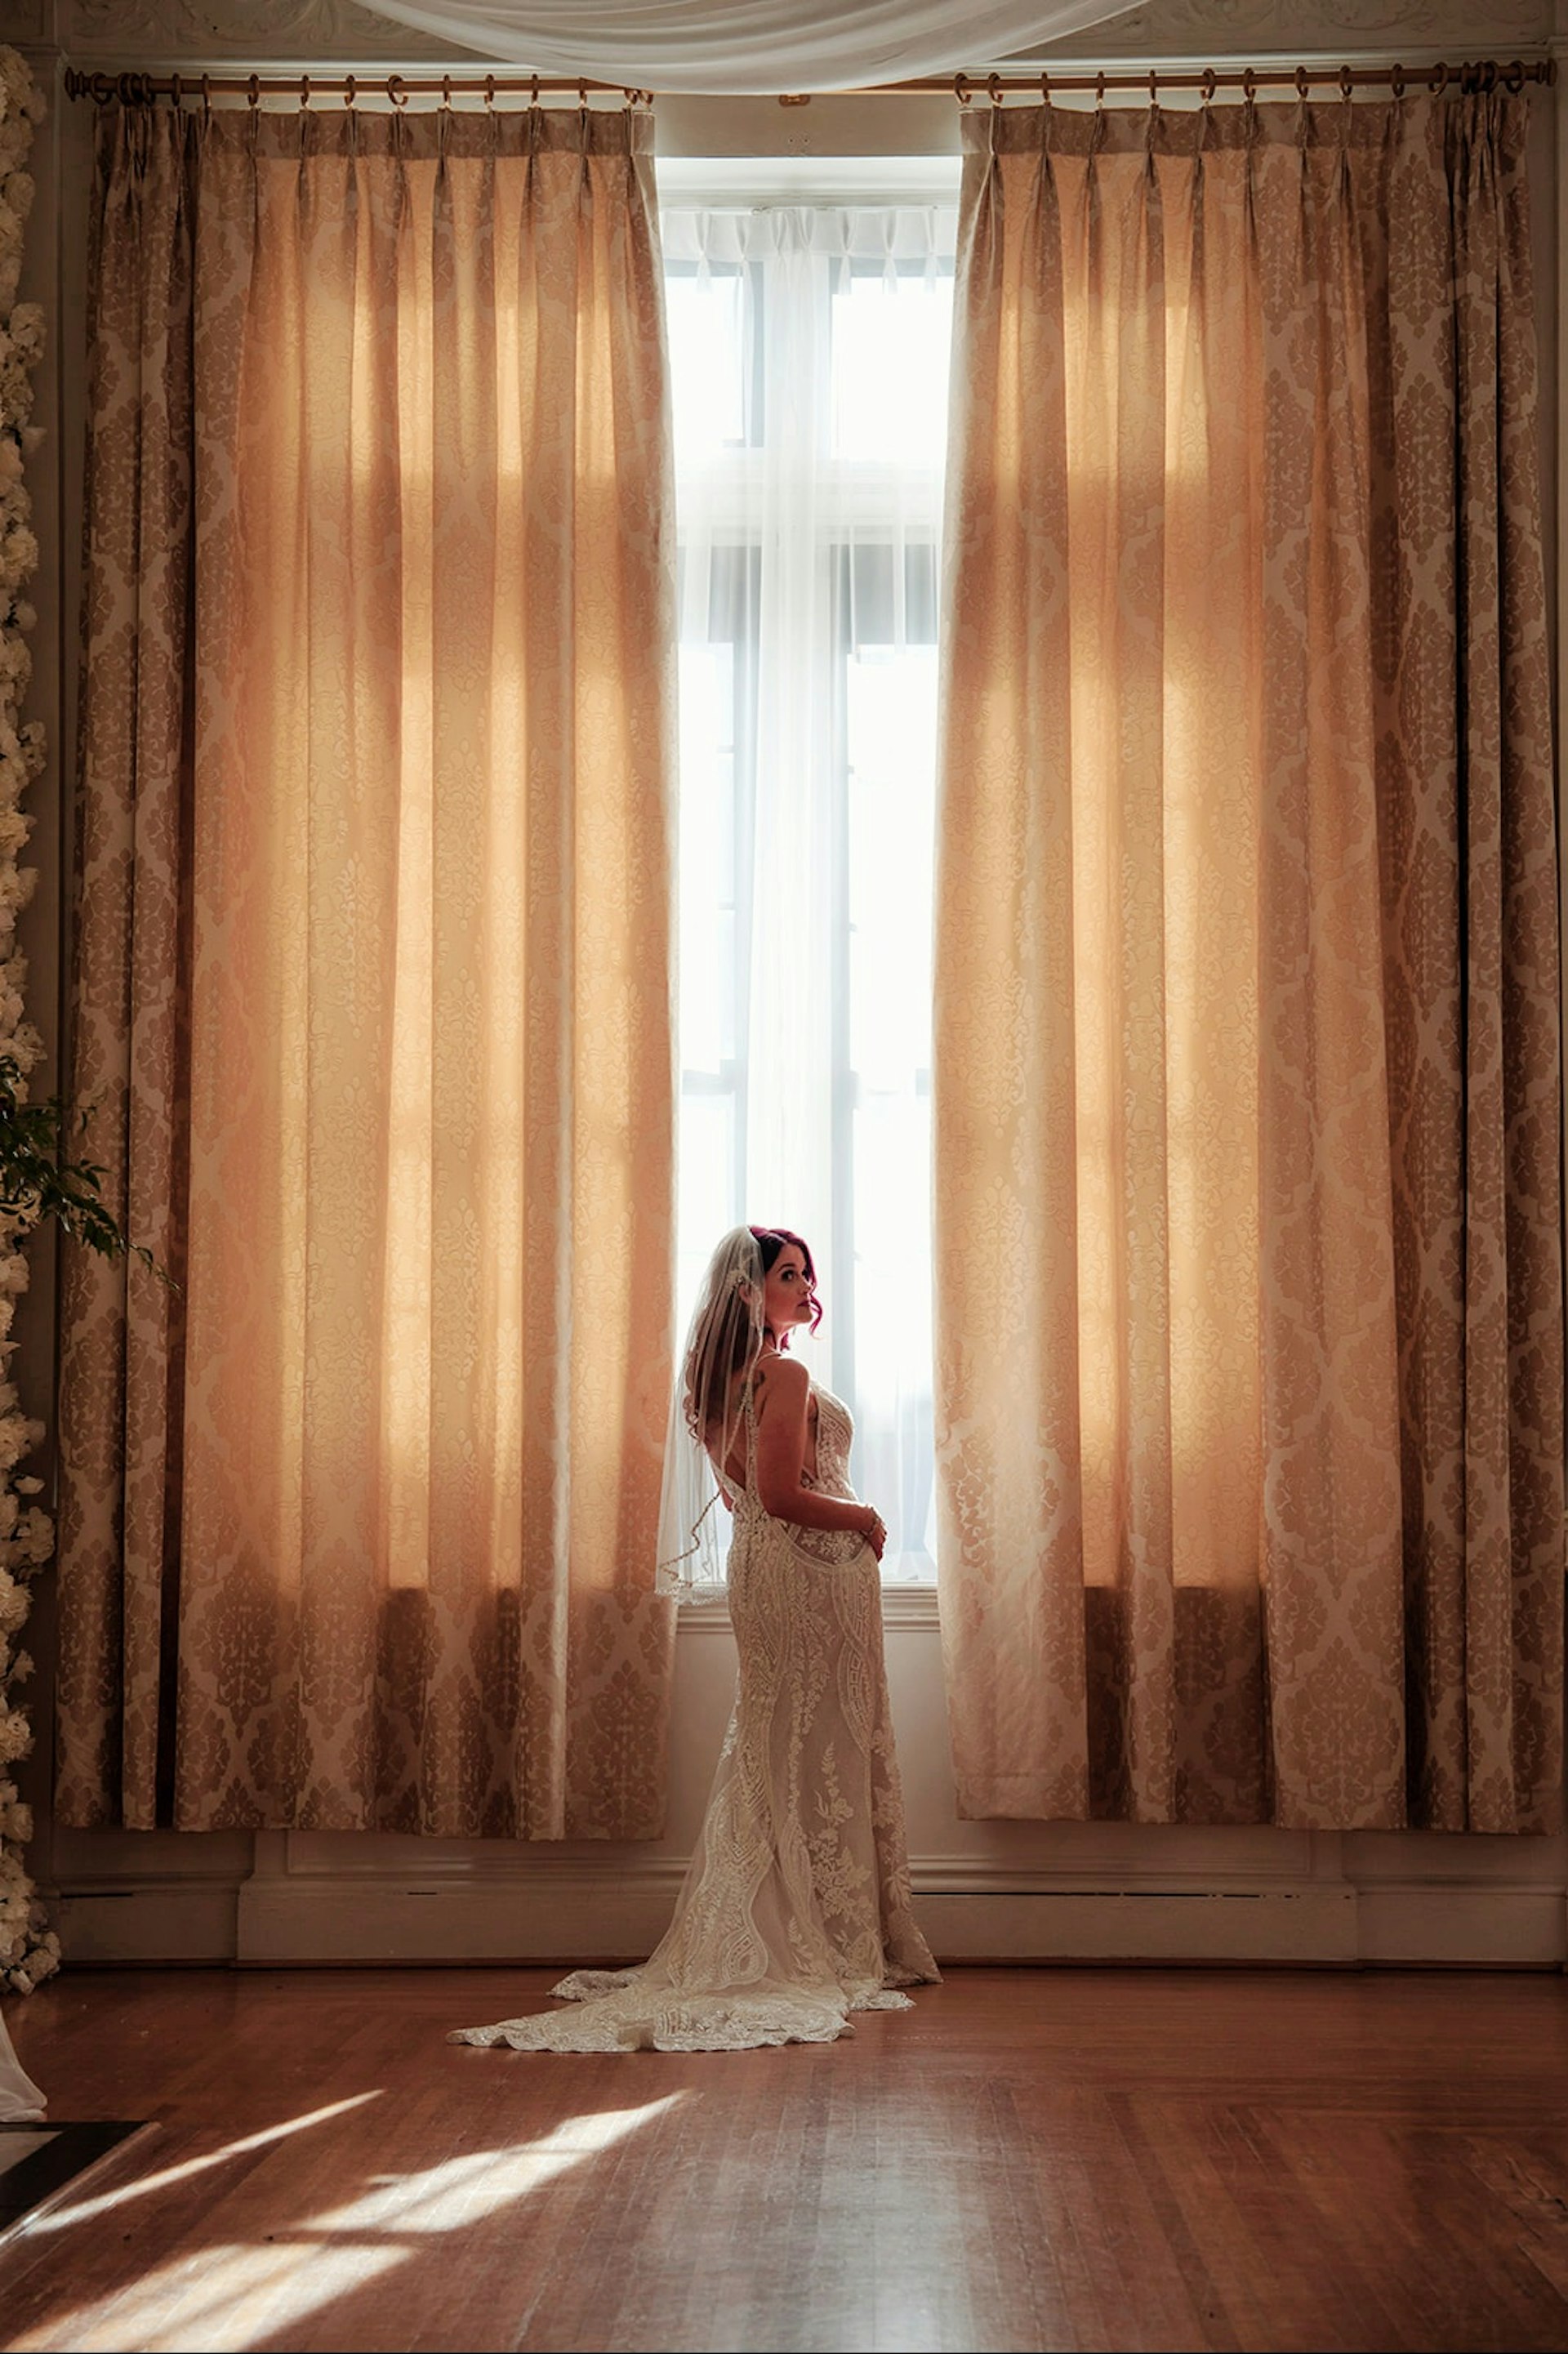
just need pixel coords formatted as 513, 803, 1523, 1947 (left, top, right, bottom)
57, 103, 677, 1837
934, 93, 1562, 1830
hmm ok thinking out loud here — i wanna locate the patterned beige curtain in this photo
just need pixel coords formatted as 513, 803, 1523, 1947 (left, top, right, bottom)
934, 93, 1561, 1831
57, 103, 677, 1837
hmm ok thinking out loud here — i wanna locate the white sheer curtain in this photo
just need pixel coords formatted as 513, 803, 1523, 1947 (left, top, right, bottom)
356, 2, 1138, 95
662, 185, 956, 1583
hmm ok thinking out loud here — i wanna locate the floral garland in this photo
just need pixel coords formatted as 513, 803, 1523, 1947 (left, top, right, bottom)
0, 45, 59, 2000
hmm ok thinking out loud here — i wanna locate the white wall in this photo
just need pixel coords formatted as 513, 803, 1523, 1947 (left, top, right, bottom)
8, 27, 1568, 1973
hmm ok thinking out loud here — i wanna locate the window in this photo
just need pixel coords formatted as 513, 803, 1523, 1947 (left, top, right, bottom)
661, 167, 958, 1582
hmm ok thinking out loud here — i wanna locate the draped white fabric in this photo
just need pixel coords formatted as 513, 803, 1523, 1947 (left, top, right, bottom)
356, 0, 1138, 94
0, 2009, 43, 2120
662, 188, 956, 1582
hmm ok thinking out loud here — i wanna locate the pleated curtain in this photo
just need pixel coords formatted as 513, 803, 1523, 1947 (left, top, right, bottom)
934, 93, 1562, 1830
56, 102, 678, 1837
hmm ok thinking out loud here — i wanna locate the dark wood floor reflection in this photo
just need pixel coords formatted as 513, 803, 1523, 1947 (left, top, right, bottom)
1, 1966, 1566, 2351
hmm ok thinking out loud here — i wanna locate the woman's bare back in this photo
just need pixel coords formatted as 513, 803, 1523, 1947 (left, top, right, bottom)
710, 1353, 818, 1498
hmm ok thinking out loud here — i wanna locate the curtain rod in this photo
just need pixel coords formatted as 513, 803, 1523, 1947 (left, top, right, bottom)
62, 56, 1557, 110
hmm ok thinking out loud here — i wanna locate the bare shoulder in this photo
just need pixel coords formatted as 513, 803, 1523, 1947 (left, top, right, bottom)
753, 1353, 809, 1416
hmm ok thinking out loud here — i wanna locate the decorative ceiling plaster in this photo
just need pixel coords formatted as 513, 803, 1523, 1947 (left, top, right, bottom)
54, 0, 1558, 64
60, 0, 470, 59
1027, 0, 1552, 53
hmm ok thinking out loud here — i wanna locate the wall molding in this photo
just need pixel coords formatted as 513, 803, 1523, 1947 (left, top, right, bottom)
50, 1846, 1568, 1968
58, 0, 469, 63
1028, 0, 1553, 57
51, 0, 1557, 67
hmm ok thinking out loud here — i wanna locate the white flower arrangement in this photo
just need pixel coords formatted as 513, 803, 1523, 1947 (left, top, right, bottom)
0, 45, 59, 2002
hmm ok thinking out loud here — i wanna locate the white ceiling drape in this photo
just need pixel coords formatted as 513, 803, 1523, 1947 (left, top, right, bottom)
353, 0, 1140, 95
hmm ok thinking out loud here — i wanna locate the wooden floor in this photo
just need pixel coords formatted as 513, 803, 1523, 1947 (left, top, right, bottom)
1, 1967, 1566, 2352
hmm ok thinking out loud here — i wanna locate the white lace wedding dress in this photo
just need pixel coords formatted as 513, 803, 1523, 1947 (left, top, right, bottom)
451, 1379, 938, 2053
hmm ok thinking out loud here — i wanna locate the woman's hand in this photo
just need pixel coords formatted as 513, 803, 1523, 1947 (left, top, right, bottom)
858, 1506, 887, 1561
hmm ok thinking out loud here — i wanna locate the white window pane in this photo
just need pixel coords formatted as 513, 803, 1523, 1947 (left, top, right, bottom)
679, 1091, 736, 1321
831, 272, 953, 463
666, 270, 746, 457
678, 643, 737, 1078
666, 198, 951, 1587
848, 645, 938, 1090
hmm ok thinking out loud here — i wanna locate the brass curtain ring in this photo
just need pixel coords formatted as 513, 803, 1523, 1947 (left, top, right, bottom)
387, 74, 408, 108
1390, 61, 1407, 99
954, 73, 970, 105
1040, 69, 1051, 105
247, 72, 260, 108
344, 74, 357, 109
987, 72, 1003, 106
298, 72, 310, 111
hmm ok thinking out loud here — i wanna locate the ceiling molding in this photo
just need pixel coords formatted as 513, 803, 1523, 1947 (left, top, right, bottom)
1023, 0, 1552, 57
58, 0, 469, 60
51, 0, 1557, 67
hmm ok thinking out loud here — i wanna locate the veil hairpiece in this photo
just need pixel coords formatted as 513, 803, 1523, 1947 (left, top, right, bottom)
656, 1224, 767, 1602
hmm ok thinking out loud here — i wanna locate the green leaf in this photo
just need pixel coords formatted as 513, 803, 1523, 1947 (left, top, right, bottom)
0, 1057, 172, 1286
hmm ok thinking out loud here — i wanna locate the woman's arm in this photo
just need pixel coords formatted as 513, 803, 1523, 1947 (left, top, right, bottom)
752, 1356, 882, 1552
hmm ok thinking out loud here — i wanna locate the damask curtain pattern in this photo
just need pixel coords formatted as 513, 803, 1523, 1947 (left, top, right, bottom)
934, 93, 1561, 1832
58, 103, 677, 1838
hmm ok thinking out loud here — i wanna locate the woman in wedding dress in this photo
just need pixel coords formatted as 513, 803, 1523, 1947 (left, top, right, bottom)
452, 1223, 938, 2053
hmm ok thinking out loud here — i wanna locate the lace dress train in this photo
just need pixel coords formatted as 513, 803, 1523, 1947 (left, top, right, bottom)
450, 1383, 938, 2053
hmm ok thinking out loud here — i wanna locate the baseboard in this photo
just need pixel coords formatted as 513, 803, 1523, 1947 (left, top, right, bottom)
47, 1863, 1568, 1970
1355, 1883, 1567, 1966
915, 1886, 1361, 1962
53, 1883, 240, 1964
234, 1870, 684, 1966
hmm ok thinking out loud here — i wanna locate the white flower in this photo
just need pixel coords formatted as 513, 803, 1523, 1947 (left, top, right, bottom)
15, 1508, 51, 1567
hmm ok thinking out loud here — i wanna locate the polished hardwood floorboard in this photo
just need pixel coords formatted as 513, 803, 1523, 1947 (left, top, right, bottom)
0, 1967, 1566, 2352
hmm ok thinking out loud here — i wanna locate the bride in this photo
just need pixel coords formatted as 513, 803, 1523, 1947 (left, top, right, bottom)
452, 1223, 938, 2053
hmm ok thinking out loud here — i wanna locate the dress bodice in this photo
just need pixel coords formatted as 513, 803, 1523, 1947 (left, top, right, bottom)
722, 1374, 856, 1507
799, 1382, 856, 1501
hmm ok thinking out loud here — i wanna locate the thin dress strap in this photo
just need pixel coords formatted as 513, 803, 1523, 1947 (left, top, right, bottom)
742, 1374, 759, 1493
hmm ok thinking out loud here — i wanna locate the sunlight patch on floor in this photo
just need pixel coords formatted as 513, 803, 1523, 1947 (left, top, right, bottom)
26, 2092, 384, 2235
13, 2094, 688, 2353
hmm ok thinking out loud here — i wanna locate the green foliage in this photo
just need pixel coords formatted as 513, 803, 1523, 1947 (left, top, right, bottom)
0, 1054, 162, 1277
